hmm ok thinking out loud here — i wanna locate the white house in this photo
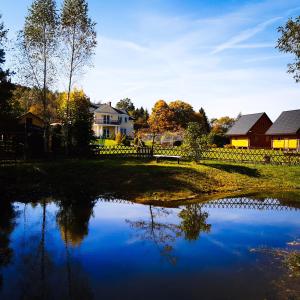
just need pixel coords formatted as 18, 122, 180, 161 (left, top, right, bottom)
90, 102, 134, 138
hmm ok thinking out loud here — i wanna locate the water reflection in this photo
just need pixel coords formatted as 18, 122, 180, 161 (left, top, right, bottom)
0, 196, 299, 300
178, 204, 211, 241
56, 200, 96, 247
2, 200, 95, 300
127, 204, 211, 264
127, 206, 182, 265
0, 201, 17, 290
55, 200, 96, 300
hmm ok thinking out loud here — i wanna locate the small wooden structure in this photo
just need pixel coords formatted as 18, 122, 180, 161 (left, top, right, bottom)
154, 155, 182, 164
226, 113, 273, 149
266, 109, 300, 151
18, 112, 45, 130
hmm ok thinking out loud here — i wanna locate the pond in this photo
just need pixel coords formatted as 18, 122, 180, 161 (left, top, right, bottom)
0, 196, 299, 300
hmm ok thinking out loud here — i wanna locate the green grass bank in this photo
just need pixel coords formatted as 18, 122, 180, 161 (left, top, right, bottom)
1, 159, 300, 203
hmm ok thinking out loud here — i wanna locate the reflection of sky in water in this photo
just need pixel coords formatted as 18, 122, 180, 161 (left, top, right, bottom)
1, 198, 299, 300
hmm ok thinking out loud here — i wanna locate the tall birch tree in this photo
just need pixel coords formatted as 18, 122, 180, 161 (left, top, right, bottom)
60, 0, 97, 152
19, 0, 58, 152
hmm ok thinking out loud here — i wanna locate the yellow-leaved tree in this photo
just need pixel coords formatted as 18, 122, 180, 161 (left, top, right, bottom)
58, 89, 94, 155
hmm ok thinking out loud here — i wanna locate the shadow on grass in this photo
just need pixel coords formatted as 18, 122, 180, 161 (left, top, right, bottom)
0, 159, 216, 202
206, 162, 260, 178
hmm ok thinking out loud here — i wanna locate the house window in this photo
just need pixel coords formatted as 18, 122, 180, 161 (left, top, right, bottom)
104, 115, 110, 124
103, 128, 110, 138
119, 116, 122, 123
125, 117, 127, 123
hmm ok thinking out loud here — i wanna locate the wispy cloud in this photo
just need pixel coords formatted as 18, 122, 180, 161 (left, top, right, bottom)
229, 43, 274, 49
78, 0, 300, 119
211, 17, 282, 54
243, 55, 282, 63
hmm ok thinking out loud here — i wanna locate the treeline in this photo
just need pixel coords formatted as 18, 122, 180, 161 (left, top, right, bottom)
116, 98, 149, 130
115, 98, 236, 147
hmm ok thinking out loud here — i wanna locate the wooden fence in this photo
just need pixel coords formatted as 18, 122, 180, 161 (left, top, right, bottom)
93, 145, 300, 165
1, 143, 300, 165
0, 139, 19, 162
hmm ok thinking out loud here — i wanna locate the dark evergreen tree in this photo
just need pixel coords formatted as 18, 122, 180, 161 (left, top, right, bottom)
0, 15, 15, 133
197, 107, 211, 134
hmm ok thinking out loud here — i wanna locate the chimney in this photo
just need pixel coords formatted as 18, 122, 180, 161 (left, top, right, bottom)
107, 101, 112, 107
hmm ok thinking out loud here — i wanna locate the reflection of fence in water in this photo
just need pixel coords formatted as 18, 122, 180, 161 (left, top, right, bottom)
96, 197, 134, 204
202, 198, 300, 211
96, 197, 300, 212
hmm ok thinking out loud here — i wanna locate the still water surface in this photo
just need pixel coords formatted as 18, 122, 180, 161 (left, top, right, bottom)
0, 197, 299, 300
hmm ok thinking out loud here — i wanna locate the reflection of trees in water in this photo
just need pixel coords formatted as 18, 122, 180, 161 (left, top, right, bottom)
0, 201, 17, 290
56, 200, 96, 300
127, 204, 211, 264
127, 206, 181, 265
179, 204, 211, 241
56, 200, 96, 247
10, 199, 94, 300
16, 199, 53, 299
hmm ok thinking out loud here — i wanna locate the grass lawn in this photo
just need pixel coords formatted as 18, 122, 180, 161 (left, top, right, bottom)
1, 159, 300, 203
95, 138, 117, 146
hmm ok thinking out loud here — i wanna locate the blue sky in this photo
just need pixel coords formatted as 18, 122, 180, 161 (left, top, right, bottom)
1, 0, 300, 119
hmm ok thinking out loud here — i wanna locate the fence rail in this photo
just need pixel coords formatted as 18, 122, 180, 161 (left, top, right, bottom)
93, 145, 300, 165
1, 142, 300, 165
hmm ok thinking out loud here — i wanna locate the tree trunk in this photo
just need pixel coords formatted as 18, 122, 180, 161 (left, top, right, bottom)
65, 25, 77, 156
43, 27, 49, 155
64, 212, 73, 300
151, 132, 156, 156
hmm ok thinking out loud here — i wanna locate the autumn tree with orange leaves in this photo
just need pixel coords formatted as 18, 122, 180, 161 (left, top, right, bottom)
148, 100, 176, 133
169, 100, 195, 129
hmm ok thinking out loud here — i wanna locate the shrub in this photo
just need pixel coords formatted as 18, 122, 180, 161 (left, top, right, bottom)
115, 132, 124, 145
224, 144, 235, 149
183, 122, 209, 162
133, 137, 139, 145
209, 143, 217, 148
110, 132, 116, 140
122, 138, 131, 146
208, 132, 230, 147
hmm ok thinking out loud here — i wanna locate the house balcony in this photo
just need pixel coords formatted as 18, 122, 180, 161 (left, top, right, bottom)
94, 118, 121, 125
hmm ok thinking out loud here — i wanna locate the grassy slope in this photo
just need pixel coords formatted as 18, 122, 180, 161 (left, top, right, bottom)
1, 159, 300, 203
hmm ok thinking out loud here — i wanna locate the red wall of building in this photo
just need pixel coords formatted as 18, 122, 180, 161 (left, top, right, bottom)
248, 114, 273, 148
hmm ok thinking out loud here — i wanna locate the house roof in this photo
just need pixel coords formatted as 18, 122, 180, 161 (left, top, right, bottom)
90, 103, 133, 119
266, 109, 300, 135
226, 112, 268, 136
18, 112, 45, 123
93, 104, 120, 114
